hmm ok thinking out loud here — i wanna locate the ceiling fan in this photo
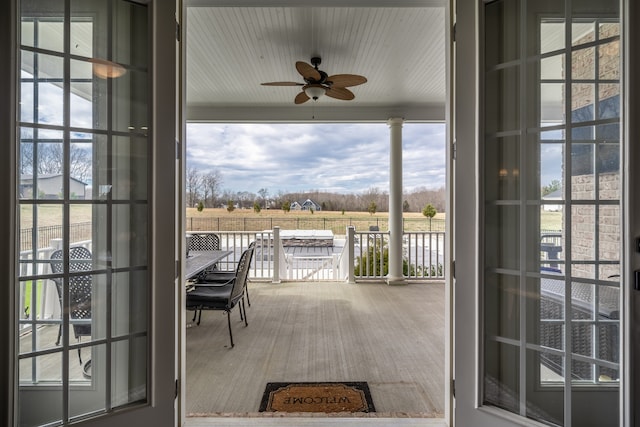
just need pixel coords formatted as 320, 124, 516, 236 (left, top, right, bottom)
261, 57, 367, 104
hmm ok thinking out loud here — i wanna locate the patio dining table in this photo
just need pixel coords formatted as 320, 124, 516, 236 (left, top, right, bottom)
184, 250, 233, 280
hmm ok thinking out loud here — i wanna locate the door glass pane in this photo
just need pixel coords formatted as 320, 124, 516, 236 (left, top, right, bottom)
540, 21, 565, 55
485, 136, 520, 201
483, 341, 520, 412
484, 0, 520, 67
483, 0, 620, 425
540, 54, 565, 80
485, 205, 520, 270
540, 83, 565, 126
17, 1, 150, 425
485, 67, 520, 134
527, 349, 564, 425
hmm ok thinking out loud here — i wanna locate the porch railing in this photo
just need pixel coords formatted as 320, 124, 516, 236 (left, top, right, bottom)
351, 229, 445, 280
190, 226, 445, 282
18, 239, 92, 331
19, 227, 447, 330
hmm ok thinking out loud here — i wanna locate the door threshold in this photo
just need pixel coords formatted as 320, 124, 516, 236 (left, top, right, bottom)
185, 415, 447, 427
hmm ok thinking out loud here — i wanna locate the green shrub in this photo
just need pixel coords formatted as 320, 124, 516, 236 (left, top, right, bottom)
354, 237, 415, 276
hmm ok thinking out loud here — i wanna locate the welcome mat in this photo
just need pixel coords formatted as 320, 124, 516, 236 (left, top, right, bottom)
259, 382, 375, 413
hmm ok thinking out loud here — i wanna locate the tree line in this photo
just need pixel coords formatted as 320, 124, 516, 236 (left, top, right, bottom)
21, 142, 92, 183
186, 167, 445, 213
18, 150, 446, 214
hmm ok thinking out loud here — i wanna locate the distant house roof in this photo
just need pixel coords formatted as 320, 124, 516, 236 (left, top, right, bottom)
21, 174, 88, 185
543, 188, 563, 199
301, 199, 321, 210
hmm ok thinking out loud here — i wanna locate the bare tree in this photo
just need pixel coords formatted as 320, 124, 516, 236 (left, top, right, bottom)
235, 191, 255, 209
29, 143, 92, 182
361, 187, 388, 212
202, 171, 222, 207
405, 186, 445, 213
20, 143, 34, 175
68, 144, 92, 182
186, 167, 202, 207
258, 188, 269, 207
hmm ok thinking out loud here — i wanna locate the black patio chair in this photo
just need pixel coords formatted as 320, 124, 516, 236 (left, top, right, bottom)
187, 233, 221, 279
186, 245, 254, 348
49, 247, 92, 371
195, 241, 255, 308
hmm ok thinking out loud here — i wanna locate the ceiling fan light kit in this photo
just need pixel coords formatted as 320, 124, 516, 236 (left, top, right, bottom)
89, 58, 127, 79
261, 56, 367, 104
304, 84, 326, 100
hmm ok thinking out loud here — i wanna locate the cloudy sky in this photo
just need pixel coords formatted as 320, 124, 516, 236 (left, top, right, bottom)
28, 73, 562, 196
186, 122, 447, 195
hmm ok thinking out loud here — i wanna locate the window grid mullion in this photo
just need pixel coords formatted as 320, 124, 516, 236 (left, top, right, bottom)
518, 0, 528, 417
61, 0, 72, 422
563, 2, 574, 425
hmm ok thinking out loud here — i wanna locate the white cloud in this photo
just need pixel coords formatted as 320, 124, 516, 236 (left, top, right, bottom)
187, 122, 446, 194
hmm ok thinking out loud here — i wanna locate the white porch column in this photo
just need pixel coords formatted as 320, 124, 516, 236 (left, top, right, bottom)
346, 226, 356, 284
387, 117, 406, 285
272, 226, 281, 283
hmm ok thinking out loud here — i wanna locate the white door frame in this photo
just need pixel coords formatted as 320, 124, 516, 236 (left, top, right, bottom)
1, 0, 180, 425
453, 0, 638, 425
625, 0, 640, 426
1, 0, 18, 423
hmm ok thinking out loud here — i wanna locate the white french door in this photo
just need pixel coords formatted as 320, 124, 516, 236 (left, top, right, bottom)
453, 0, 637, 425
4, 0, 180, 425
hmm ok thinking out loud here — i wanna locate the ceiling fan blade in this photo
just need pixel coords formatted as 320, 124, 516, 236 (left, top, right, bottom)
327, 74, 368, 88
294, 91, 310, 104
325, 87, 355, 101
261, 82, 304, 86
295, 61, 321, 82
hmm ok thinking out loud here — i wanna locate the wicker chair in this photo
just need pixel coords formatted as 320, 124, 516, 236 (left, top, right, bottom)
539, 277, 619, 381
49, 247, 92, 370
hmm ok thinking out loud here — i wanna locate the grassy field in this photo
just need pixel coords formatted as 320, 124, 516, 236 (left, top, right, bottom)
186, 207, 445, 220
20, 205, 93, 228
186, 208, 447, 233
541, 211, 562, 231
187, 208, 563, 229
19, 205, 563, 233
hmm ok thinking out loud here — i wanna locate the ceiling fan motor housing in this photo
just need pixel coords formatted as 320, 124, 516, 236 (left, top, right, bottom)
305, 57, 329, 85
305, 71, 328, 85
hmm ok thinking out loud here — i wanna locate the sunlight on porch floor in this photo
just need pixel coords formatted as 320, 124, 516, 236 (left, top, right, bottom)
185, 280, 445, 423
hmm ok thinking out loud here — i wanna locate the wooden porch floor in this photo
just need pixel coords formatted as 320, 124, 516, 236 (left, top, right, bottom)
186, 280, 445, 418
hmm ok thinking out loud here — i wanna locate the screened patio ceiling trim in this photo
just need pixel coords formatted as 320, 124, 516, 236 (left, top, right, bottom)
186, 105, 446, 123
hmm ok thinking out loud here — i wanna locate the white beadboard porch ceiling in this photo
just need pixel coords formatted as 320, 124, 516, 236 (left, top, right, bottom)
185, 0, 447, 122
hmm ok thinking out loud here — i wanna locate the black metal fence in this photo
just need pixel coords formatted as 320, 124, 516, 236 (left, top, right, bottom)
20, 217, 445, 251
20, 222, 93, 251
